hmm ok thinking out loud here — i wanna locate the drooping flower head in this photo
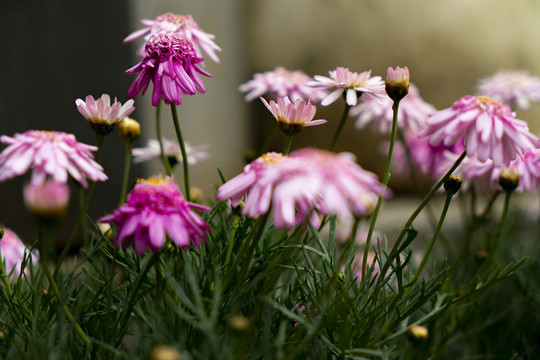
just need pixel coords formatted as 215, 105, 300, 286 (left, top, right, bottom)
420, 95, 539, 166
124, 13, 222, 63
476, 70, 540, 110
0, 226, 38, 278
0, 130, 108, 188
75, 94, 135, 135
385, 66, 410, 102
307, 67, 385, 106
352, 84, 436, 134
132, 138, 210, 167
126, 33, 211, 106
260, 96, 327, 135
100, 177, 210, 254
239, 66, 328, 102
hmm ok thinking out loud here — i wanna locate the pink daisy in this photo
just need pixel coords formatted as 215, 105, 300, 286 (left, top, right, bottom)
124, 13, 221, 63
476, 70, 540, 110
238, 66, 328, 102
260, 96, 326, 134
0, 227, 38, 277
126, 33, 211, 106
306, 67, 385, 107
0, 130, 108, 188
100, 177, 210, 254
132, 138, 210, 166
76, 94, 135, 135
420, 95, 539, 166
352, 84, 436, 134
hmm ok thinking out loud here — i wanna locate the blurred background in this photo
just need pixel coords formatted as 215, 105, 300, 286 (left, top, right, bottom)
2, 0, 540, 243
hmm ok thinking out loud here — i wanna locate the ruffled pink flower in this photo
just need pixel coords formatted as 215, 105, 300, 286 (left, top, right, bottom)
100, 178, 210, 254
1, 227, 38, 277
76, 94, 135, 134
352, 84, 436, 134
0, 130, 108, 188
476, 70, 540, 110
124, 13, 221, 63
239, 66, 328, 102
132, 138, 210, 166
420, 95, 539, 166
260, 96, 326, 132
217, 149, 388, 233
126, 33, 211, 106
307, 67, 385, 106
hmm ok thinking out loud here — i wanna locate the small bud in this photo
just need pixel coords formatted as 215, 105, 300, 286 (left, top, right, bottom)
474, 249, 489, 264
189, 187, 203, 203
444, 174, 463, 196
99, 223, 114, 241
385, 66, 410, 102
337, 272, 346, 283
227, 314, 250, 332
23, 181, 70, 221
0, 331, 5, 340
150, 345, 181, 360
407, 325, 429, 342
41, 288, 49, 296
118, 117, 141, 144
498, 168, 519, 192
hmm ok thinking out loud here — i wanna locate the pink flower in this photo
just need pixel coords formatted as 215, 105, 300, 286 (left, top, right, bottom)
385, 66, 410, 102
126, 33, 211, 106
260, 96, 326, 134
0, 130, 108, 188
76, 94, 135, 135
307, 67, 385, 106
238, 66, 328, 102
476, 70, 540, 110
124, 13, 221, 63
23, 181, 70, 219
352, 84, 436, 134
132, 138, 210, 166
217, 149, 388, 233
100, 178, 211, 254
420, 95, 539, 166
0, 227, 38, 277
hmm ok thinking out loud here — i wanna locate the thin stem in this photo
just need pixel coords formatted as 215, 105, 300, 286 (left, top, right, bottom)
119, 142, 133, 205
260, 124, 278, 154
491, 190, 512, 254
56, 134, 106, 275
156, 101, 173, 176
106, 247, 118, 313
170, 104, 191, 201
363, 100, 400, 278
328, 103, 351, 151
0, 244, 13, 297
283, 134, 293, 155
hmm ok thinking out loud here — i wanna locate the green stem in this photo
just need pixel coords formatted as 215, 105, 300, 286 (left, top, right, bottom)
363, 100, 400, 278
491, 190, 512, 254
0, 243, 13, 297
328, 103, 351, 151
106, 247, 118, 313
119, 142, 133, 205
170, 104, 191, 201
283, 134, 293, 155
55, 135, 106, 275
156, 101, 173, 176
260, 124, 278, 154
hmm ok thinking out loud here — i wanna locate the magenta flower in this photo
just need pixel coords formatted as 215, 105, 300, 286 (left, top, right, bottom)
217, 149, 388, 233
476, 70, 540, 110
260, 96, 326, 134
100, 178, 210, 254
132, 138, 210, 166
238, 66, 328, 102
0, 227, 38, 277
126, 33, 211, 106
352, 84, 436, 134
76, 94, 135, 135
420, 95, 539, 166
0, 130, 108, 188
307, 67, 385, 106
124, 13, 221, 63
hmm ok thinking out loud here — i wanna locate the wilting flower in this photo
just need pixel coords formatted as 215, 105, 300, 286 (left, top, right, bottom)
260, 96, 326, 135
100, 177, 210, 254
420, 95, 539, 166
0, 130, 108, 188
238, 66, 328, 102
126, 33, 211, 106
217, 149, 388, 232
385, 66, 410, 102
132, 138, 210, 166
476, 70, 540, 110
124, 12, 221, 63
307, 67, 385, 106
352, 84, 436, 134
23, 181, 70, 220
75, 94, 135, 135
0, 227, 38, 277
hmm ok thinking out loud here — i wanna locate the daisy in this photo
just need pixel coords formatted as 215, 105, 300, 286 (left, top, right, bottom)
75, 94, 135, 135
100, 177, 210, 254
0, 130, 108, 188
260, 96, 326, 135
476, 70, 540, 110
132, 138, 210, 166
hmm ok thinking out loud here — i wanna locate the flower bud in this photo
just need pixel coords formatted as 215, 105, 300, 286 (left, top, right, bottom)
474, 249, 489, 264
407, 325, 429, 342
23, 181, 70, 220
118, 117, 141, 144
227, 314, 250, 332
150, 345, 181, 360
385, 66, 410, 102
498, 168, 519, 192
444, 174, 463, 196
